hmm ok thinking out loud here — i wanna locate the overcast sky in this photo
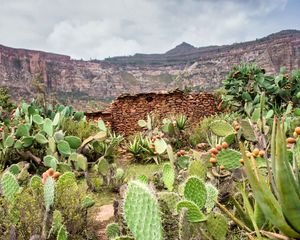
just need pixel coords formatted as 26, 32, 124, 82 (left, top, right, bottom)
0, 0, 299, 60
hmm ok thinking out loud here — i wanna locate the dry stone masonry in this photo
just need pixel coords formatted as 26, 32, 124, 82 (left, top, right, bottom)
87, 90, 220, 135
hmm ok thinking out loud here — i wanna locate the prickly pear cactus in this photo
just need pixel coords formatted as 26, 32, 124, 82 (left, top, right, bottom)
48, 210, 63, 237
240, 120, 256, 141
64, 136, 81, 149
30, 175, 43, 193
154, 138, 167, 154
57, 140, 71, 156
207, 212, 228, 240
216, 149, 242, 170
1, 171, 20, 202
184, 176, 207, 209
210, 120, 235, 137
115, 168, 125, 181
188, 160, 207, 179
179, 208, 192, 240
157, 191, 181, 212
205, 183, 219, 213
106, 223, 120, 239
98, 157, 110, 176
44, 176, 55, 211
176, 200, 206, 222
56, 172, 78, 192
81, 196, 95, 209
56, 225, 68, 240
162, 163, 175, 191
123, 181, 163, 240
9, 164, 21, 175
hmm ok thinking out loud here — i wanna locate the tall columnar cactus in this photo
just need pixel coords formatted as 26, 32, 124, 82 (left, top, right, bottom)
162, 163, 175, 191
183, 176, 207, 209
1, 171, 20, 202
216, 149, 242, 170
123, 181, 163, 240
206, 212, 228, 240
106, 223, 121, 239
209, 120, 235, 137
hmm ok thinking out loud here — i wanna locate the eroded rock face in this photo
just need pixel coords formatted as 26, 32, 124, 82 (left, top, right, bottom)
0, 30, 300, 110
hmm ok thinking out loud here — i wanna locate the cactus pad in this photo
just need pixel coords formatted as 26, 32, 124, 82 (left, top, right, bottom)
1, 171, 20, 202
176, 200, 206, 222
98, 157, 110, 176
35, 133, 48, 144
207, 212, 228, 240
48, 210, 63, 237
43, 155, 58, 171
188, 160, 207, 179
210, 120, 235, 137
9, 164, 21, 175
216, 149, 242, 170
162, 163, 175, 191
44, 176, 55, 211
43, 118, 53, 137
30, 175, 43, 193
157, 192, 181, 212
205, 183, 219, 213
57, 140, 72, 156
240, 120, 256, 142
184, 176, 207, 209
115, 168, 125, 181
106, 223, 120, 239
81, 196, 95, 209
56, 225, 68, 240
124, 181, 163, 240
64, 136, 81, 149
154, 138, 167, 154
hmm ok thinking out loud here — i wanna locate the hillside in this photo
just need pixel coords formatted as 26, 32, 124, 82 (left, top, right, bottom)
0, 29, 300, 110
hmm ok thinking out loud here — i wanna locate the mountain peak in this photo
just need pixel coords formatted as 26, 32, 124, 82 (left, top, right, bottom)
165, 42, 197, 56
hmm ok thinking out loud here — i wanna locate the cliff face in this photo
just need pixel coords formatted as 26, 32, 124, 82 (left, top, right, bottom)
1, 30, 300, 110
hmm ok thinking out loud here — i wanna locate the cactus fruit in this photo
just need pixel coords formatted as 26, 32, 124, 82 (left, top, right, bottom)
1, 171, 20, 202
44, 176, 55, 211
207, 212, 228, 240
188, 160, 207, 179
184, 176, 207, 209
210, 120, 235, 137
64, 136, 81, 149
124, 181, 163, 240
56, 225, 68, 240
98, 157, 110, 176
162, 163, 175, 191
157, 192, 181, 212
216, 149, 242, 170
176, 200, 206, 222
205, 183, 219, 213
57, 140, 71, 156
106, 223, 120, 239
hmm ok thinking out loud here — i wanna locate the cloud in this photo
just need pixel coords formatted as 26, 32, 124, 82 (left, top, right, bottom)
0, 0, 294, 59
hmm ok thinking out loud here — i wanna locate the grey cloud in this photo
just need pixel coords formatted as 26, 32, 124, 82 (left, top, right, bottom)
0, 0, 294, 59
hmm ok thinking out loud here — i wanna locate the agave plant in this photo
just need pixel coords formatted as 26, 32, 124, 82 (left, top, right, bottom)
241, 118, 300, 238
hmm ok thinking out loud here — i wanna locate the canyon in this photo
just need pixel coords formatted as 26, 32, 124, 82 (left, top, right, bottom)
0, 29, 300, 111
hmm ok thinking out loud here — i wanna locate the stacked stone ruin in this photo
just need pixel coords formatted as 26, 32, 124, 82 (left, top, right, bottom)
87, 89, 220, 135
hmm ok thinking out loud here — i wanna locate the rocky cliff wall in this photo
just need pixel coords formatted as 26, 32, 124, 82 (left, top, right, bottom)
0, 30, 300, 110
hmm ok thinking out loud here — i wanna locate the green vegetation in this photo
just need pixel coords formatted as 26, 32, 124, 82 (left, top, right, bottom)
2, 63, 300, 239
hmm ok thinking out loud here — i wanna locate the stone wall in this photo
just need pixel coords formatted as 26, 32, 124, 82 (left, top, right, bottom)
108, 90, 220, 135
